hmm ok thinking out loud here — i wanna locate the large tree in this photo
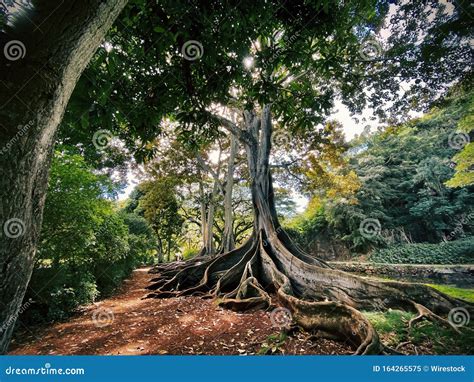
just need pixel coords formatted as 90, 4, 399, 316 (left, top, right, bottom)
139, 0, 473, 353
0, 0, 127, 353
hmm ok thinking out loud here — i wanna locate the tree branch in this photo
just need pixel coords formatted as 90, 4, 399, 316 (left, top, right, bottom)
209, 112, 254, 146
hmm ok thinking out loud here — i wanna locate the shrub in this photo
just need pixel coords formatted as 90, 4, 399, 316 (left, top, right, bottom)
21, 150, 157, 325
182, 246, 200, 260
26, 268, 99, 322
47, 277, 99, 321
369, 237, 474, 264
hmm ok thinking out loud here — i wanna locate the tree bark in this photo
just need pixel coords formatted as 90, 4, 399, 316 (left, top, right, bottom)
157, 237, 164, 264
222, 134, 238, 252
205, 178, 219, 255
0, 0, 128, 353
197, 167, 208, 252
196, 148, 222, 256
167, 236, 171, 262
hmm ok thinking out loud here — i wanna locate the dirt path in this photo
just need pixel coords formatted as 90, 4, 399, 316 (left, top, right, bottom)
9, 267, 352, 355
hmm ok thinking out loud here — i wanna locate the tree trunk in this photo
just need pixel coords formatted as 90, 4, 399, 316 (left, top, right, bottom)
0, 0, 127, 354
197, 168, 208, 251
147, 105, 472, 354
201, 148, 222, 256
157, 237, 164, 264
205, 178, 219, 255
222, 134, 238, 252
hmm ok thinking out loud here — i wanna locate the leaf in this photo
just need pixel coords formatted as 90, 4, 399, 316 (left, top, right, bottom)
154, 26, 166, 33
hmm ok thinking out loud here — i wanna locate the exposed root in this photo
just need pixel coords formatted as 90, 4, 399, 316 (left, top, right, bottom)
146, 227, 472, 354
383, 345, 404, 355
409, 302, 461, 333
395, 341, 412, 351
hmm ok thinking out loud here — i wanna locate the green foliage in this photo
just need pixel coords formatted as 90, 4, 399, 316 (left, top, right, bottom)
182, 246, 200, 260
138, 178, 184, 262
426, 284, 474, 303
61, 0, 472, 163
365, 309, 474, 355
285, 201, 329, 250
447, 143, 474, 187
47, 274, 99, 321
446, 85, 474, 187
257, 332, 288, 355
27, 267, 100, 322
25, 149, 156, 323
369, 238, 474, 265
446, 88, 474, 188
290, 88, 474, 253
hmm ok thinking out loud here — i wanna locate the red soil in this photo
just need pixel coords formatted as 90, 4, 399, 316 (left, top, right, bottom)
9, 267, 352, 355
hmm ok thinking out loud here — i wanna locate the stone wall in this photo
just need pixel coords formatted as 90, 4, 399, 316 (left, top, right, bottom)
330, 262, 474, 288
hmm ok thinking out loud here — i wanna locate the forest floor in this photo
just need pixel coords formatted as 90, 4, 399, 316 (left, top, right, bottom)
8, 267, 352, 355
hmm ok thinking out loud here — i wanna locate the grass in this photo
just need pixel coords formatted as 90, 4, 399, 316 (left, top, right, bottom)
257, 332, 287, 355
364, 309, 474, 354
365, 283, 474, 354
362, 276, 474, 303
426, 284, 474, 303
343, 273, 474, 353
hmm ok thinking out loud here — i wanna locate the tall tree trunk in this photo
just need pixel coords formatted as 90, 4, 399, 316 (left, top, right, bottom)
205, 178, 219, 256
200, 147, 222, 256
197, 168, 208, 252
166, 235, 171, 262
242, 107, 278, 232
222, 134, 238, 252
157, 237, 164, 264
0, 0, 127, 353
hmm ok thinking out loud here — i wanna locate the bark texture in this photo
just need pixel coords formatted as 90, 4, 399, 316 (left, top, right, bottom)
0, 0, 128, 353
147, 105, 473, 354
221, 134, 238, 253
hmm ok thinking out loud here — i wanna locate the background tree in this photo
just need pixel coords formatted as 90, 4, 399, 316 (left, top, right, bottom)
139, 178, 184, 263
291, 86, 474, 253
144, 124, 248, 256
